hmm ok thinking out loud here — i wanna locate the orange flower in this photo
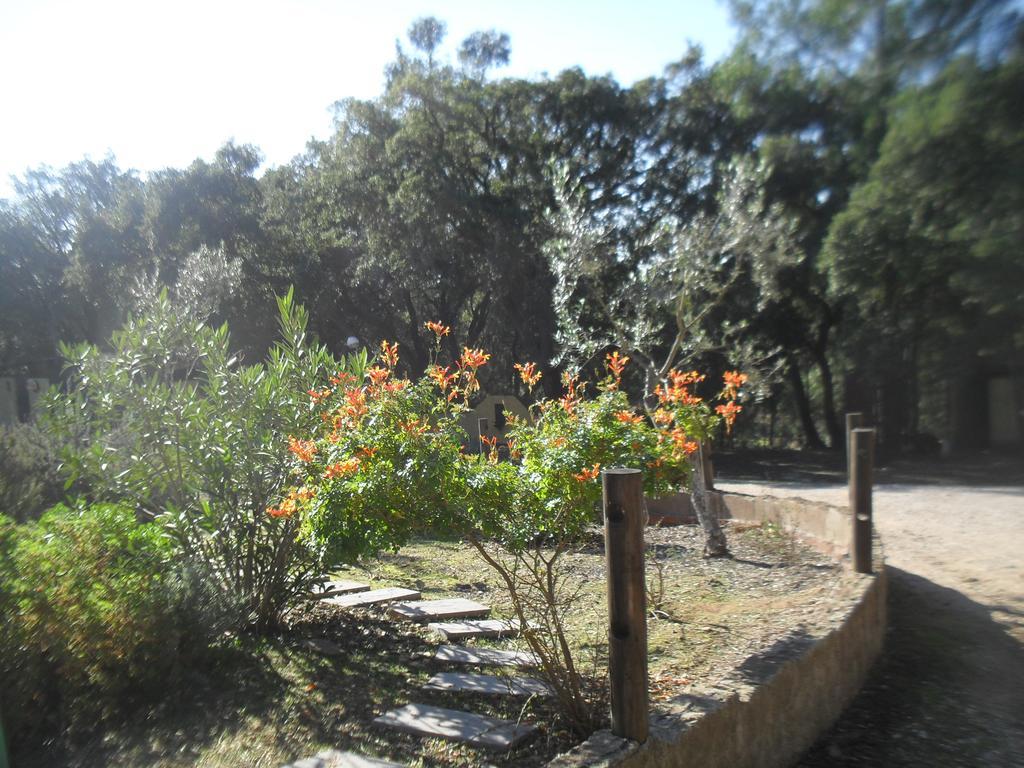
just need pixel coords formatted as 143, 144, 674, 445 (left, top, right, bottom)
324, 457, 361, 479
380, 340, 400, 369
573, 463, 601, 483
723, 370, 747, 389
307, 387, 333, 404
514, 361, 542, 390
652, 408, 674, 426
287, 437, 317, 463
667, 428, 699, 456
428, 365, 456, 392
506, 437, 522, 461
425, 320, 451, 338
559, 372, 582, 416
459, 347, 491, 370
614, 410, 644, 425
330, 371, 356, 387
715, 401, 742, 432
293, 486, 315, 502
344, 387, 368, 421
721, 370, 748, 399
358, 446, 378, 459
267, 486, 315, 518
367, 366, 390, 386
606, 351, 629, 388
480, 434, 498, 449
656, 369, 705, 406
550, 436, 568, 448
400, 418, 429, 436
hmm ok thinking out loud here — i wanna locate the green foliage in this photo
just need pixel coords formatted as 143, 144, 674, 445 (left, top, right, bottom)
46, 289, 361, 627
0, 503, 222, 744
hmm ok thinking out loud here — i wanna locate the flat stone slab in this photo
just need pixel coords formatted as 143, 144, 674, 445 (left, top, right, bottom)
373, 703, 537, 749
312, 579, 371, 597
434, 644, 539, 668
282, 749, 401, 768
389, 598, 490, 622
325, 587, 421, 608
423, 671, 552, 697
428, 618, 521, 641
302, 638, 342, 656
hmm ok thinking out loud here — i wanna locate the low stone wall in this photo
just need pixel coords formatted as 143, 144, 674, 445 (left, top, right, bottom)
548, 490, 887, 768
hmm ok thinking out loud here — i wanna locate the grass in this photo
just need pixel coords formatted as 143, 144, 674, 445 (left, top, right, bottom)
13, 523, 841, 767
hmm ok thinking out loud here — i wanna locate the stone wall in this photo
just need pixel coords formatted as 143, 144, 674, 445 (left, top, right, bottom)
548, 490, 888, 768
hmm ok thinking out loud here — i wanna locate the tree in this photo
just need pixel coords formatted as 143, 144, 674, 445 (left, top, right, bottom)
545, 159, 794, 555
824, 53, 1024, 449
266, 24, 560, 384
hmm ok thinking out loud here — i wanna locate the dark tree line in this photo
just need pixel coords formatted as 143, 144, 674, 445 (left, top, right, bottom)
1, 1, 1021, 453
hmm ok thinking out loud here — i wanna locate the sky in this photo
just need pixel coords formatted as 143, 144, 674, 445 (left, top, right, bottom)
0, 0, 736, 197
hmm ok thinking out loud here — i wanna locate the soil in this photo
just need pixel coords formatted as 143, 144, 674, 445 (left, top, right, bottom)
715, 450, 1024, 766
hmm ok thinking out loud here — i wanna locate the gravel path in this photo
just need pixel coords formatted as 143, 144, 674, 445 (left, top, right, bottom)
717, 463, 1024, 766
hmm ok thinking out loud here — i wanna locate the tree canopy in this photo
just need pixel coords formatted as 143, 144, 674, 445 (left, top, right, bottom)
1, 4, 1020, 452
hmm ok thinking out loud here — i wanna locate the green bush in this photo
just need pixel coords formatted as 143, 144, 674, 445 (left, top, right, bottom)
0, 503, 222, 745
0, 422, 65, 522
46, 289, 364, 627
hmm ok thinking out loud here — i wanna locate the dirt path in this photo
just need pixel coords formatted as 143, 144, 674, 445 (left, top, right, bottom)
717, 458, 1024, 766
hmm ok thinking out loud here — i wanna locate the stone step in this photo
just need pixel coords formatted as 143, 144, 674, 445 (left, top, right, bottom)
427, 618, 521, 641
434, 644, 539, 668
389, 598, 490, 622
325, 587, 421, 608
423, 671, 553, 698
302, 638, 342, 656
373, 703, 537, 750
282, 749, 402, 768
312, 579, 371, 598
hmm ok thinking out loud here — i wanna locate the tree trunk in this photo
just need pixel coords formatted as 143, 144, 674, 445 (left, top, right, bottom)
812, 348, 843, 449
691, 442, 729, 558
787, 358, 827, 449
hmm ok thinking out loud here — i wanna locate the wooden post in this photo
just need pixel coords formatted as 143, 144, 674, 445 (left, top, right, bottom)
845, 412, 864, 479
850, 428, 875, 574
477, 417, 488, 454
602, 468, 648, 742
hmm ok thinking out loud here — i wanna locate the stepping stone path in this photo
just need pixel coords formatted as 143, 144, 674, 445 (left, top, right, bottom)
325, 587, 421, 609
312, 579, 371, 598
427, 618, 521, 641
373, 703, 537, 749
433, 643, 540, 668
285, 579, 542, 766
423, 671, 552, 698
389, 597, 490, 622
282, 750, 401, 768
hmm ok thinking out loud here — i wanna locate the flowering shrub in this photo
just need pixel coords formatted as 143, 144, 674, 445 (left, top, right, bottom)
280, 322, 745, 733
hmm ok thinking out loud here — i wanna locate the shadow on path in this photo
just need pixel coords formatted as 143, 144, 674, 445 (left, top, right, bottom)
796, 567, 1024, 767
715, 449, 1024, 488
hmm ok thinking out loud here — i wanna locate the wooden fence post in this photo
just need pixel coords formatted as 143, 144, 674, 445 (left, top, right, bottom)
477, 417, 488, 454
602, 468, 648, 742
850, 428, 875, 574
845, 412, 864, 479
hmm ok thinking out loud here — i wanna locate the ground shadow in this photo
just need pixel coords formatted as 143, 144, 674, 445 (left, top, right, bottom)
9, 609, 431, 768
716, 449, 1024, 488
796, 567, 1024, 766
